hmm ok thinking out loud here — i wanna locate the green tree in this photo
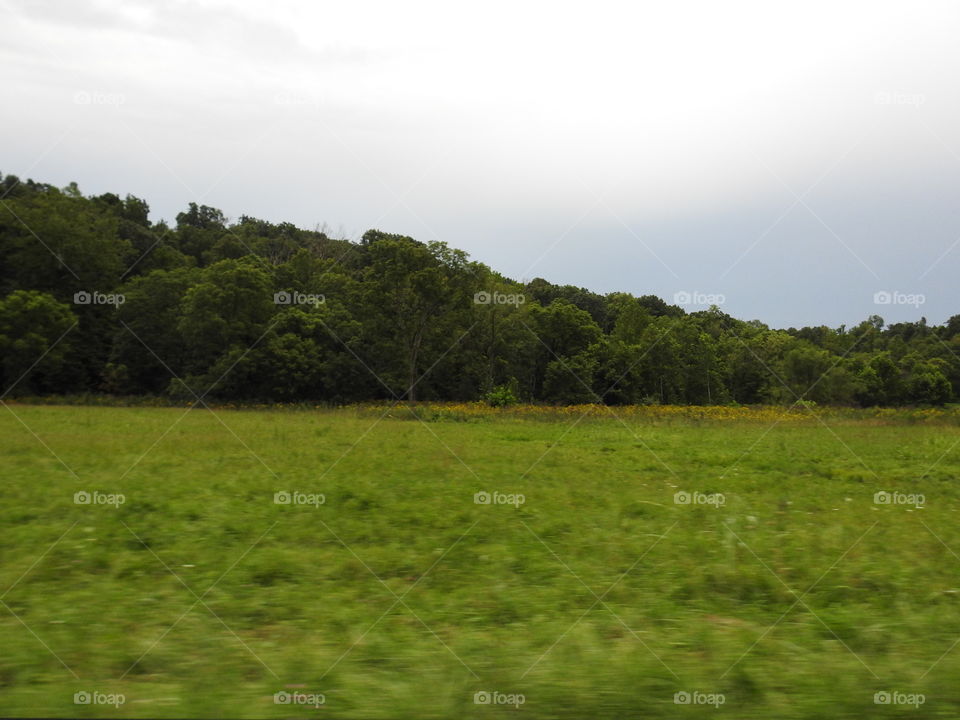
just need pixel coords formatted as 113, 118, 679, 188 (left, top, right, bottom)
175, 260, 275, 395
361, 235, 477, 400
110, 268, 201, 393
0, 291, 76, 395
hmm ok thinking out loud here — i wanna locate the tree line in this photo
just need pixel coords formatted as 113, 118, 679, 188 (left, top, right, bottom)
1, 173, 958, 406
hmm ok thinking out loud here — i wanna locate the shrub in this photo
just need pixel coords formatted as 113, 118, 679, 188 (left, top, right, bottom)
484, 382, 520, 407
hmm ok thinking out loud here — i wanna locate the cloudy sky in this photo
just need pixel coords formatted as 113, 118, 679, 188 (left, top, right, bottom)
2, 0, 958, 328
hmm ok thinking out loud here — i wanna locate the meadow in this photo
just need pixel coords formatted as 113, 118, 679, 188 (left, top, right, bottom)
1, 402, 960, 718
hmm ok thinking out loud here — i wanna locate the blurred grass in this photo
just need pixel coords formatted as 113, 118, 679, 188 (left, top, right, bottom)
1, 403, 959, 718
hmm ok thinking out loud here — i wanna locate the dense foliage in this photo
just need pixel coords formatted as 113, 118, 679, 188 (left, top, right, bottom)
1, 173, 958, 405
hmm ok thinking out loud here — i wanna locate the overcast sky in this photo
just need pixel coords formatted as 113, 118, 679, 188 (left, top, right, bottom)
2, 0, 958, 328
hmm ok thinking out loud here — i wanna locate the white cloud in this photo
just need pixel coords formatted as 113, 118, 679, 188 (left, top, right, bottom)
2, 0, 959, 326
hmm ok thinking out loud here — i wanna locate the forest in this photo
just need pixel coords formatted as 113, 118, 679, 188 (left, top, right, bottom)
1, 172, 957, 406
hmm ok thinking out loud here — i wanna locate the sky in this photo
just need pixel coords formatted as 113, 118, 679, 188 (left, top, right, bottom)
1, 0, 959, 329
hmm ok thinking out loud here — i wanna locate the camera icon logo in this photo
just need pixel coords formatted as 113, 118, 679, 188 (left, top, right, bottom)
673, 691, 691, 704
473, 691, 492, 705
274, 491, 292, 505
873, 491, 891, 505
473, 291, 492, 305
474, 491, 491, 505
673, 491, 691, 505
74, 491, 91, 505
274, 691, 291, 704
273, 291, 292, 305
873, 291, 892, 305
73, 291, 91, 305
673, 291, 691, 305
74, 691, 91, 705
874, 691, 892, 705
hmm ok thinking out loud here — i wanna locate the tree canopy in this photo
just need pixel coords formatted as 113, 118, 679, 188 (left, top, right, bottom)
1, 172, 957, 406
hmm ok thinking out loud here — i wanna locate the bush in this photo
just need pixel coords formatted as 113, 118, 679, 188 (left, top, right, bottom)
484, 383, 520, 407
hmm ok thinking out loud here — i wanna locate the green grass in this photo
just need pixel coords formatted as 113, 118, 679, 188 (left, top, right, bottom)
1, 404, 960, 718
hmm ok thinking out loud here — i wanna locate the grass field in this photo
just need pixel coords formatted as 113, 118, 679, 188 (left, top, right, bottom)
2, 403, 960, 718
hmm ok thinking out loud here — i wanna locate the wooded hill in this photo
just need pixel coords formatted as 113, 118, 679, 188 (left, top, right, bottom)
1, 173, 957, 406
